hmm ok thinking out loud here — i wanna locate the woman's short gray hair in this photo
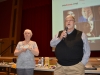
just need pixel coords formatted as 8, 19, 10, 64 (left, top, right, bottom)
24, 29, 33, 36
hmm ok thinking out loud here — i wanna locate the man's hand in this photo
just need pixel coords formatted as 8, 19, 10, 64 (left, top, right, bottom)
59, 30, 67, 40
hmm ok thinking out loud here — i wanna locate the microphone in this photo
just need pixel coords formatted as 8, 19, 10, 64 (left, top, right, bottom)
64, 27, 68, 32
63, 27, 68, 39
58, 27, 68, 39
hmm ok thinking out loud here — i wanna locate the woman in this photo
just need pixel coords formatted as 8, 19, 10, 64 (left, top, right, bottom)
83, 21, 95, 37
14, 29, 39, 75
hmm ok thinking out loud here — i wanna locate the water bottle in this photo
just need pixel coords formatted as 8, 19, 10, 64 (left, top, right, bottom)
41, 57, 44, 67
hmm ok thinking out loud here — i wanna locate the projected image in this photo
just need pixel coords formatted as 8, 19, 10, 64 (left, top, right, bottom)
63, 9, 78, 23
78, 7, 94, 23
80, 21, 95, 37
80, 21, 97, 43
63, 5, 100, 44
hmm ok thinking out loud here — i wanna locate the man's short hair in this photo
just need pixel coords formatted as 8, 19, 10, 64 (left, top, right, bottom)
65, 15, 75, 22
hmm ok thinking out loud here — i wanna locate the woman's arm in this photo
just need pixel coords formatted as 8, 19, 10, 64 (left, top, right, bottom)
30, 47, 39, 56
14, 49, 22, 56
28, 41, 39, 56
14, 48, 27, 56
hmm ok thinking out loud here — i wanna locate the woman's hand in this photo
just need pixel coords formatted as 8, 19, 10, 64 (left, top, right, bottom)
27, 45, 39, 56
14, 48, 27, 56
27, 46, 33, 51
21, 48, 27, 52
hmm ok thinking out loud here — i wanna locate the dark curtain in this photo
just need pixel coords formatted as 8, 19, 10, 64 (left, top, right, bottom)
21, 0, 55, 57
0, 0, 12, 38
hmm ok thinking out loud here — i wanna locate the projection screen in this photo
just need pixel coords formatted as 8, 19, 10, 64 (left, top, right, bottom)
52, 0, 100, 51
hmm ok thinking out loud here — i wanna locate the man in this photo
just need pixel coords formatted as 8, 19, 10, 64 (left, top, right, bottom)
78, 7, 93, 22
50, 15, 90, 75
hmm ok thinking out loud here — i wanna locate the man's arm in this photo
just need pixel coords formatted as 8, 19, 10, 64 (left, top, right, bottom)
81, 33, 91, 65
50, 34, 61, 47
50, 30, 67, 47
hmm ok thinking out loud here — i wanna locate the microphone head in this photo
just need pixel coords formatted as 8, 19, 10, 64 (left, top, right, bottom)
65, 27, 68, 31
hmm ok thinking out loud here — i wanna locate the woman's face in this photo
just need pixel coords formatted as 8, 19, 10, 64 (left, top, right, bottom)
83, 21, 94, 33
24, 31, 32, 39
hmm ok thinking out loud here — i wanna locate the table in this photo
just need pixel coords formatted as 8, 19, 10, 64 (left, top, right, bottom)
0, 65, 11, 75
0, 57, 100, 75
0, 66, 100, 75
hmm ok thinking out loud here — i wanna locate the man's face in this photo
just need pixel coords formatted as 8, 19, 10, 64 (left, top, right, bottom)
82, 7, 92, 19
65, 15, 75, 29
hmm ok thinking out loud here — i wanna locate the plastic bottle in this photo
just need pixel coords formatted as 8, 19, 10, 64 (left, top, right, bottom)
41, 57, 44, 67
